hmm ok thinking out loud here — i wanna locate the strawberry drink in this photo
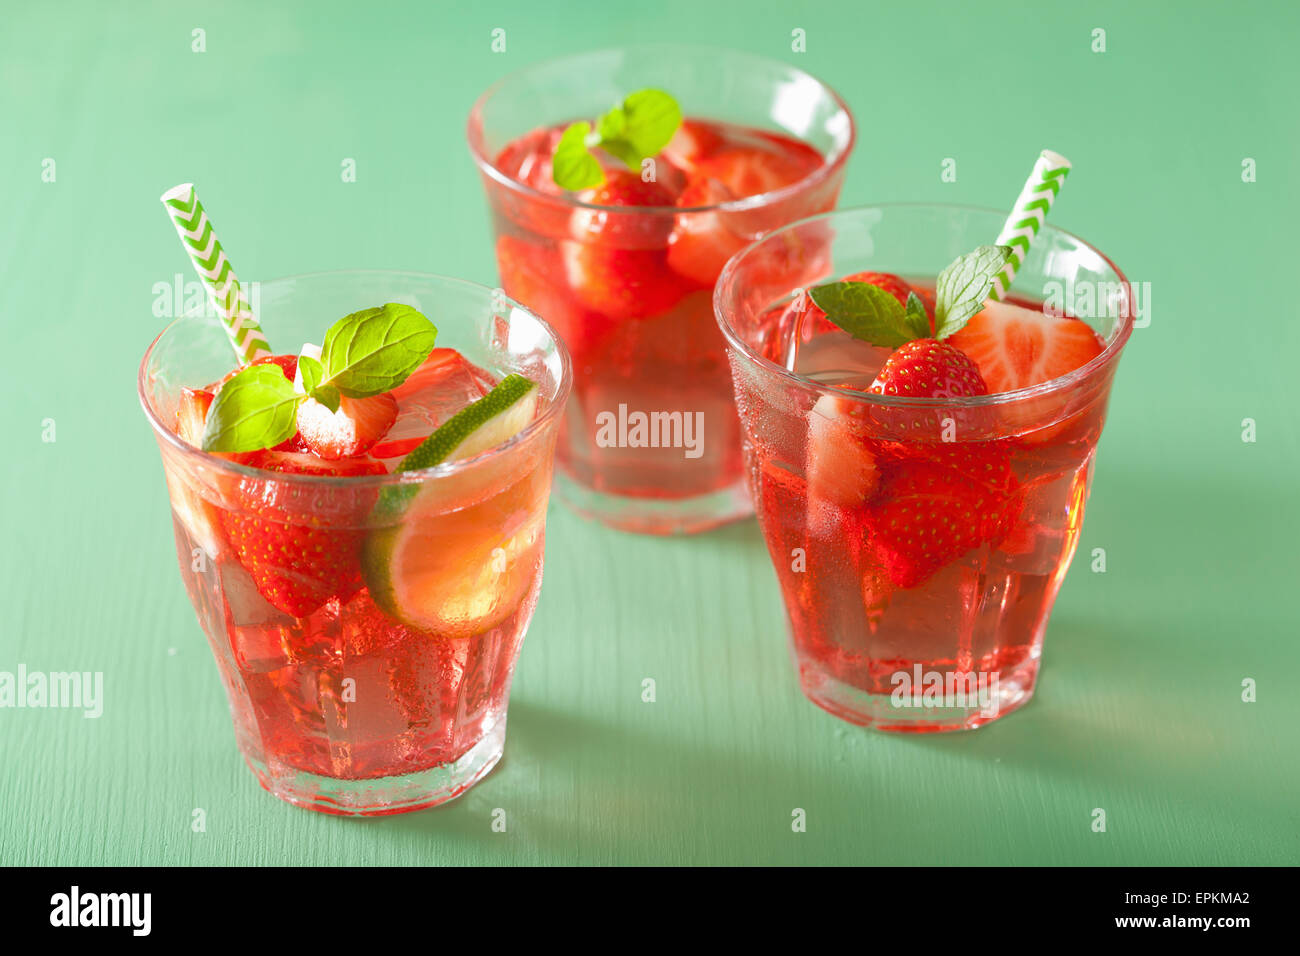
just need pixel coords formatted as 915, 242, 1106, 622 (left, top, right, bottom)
140, 272, 571, 813
469, 47, 854, 533
715, 205, 1134, 731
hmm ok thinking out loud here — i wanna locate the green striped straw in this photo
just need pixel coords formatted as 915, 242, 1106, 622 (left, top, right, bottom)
159, 183, 271, 363
990, 150, 1071, 301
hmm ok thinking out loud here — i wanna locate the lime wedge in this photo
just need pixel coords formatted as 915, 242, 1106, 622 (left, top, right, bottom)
362, 374, 544, 634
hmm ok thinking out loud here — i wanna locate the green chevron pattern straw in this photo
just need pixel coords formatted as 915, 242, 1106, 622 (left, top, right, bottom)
159, 183, 271, 363
990, 150, 1071, 301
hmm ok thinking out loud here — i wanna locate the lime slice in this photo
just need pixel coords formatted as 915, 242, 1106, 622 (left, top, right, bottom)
362, 374, 544, 635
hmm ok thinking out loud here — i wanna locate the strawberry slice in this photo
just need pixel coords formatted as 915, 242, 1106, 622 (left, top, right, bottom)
297, 391, 399, 460
806, 390, 879, 512
692, 140, 822, 200
946, 300, 1104, 393
665, 176, 748, 287
562, 242, 691, 319
176, 386, 214, 448
570, 169, 677, 247
216, 451, 387, 618
495, 236, 615, 366
663, 119, 726, 168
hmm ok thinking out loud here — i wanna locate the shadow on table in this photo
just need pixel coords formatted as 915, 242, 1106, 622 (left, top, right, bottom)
366, 694, 819, 863
900, 609, 1291, 824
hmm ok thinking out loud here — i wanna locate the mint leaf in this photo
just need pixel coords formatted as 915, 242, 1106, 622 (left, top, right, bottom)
552, 121, 604, 191
200, 364, 301, 453
297, 354, 341, 413
934, 245, 1012, 339
299, 354, 323, 394
551, 89, 682, 190
318, 303, 437, 398
808, 281, 916, 348
619, 89, 682, 160
904, 292, 931, 339
596, 108, 626, 142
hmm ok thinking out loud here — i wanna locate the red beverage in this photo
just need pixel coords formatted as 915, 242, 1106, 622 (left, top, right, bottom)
716, 206, 1134, 731
141, 274, 570, 813
469, 47, 854, 533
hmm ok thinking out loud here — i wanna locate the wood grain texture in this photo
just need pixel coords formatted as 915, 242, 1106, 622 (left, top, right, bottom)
2, 0, 1298, 867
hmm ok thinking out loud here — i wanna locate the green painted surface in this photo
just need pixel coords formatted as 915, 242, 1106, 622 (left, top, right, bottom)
2, 0, 1297, 865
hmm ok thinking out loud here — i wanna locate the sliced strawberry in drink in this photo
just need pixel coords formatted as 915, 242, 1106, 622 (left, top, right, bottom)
176, 385, 214, 448
946, 300, 1105, 393
863, 441, 1019, 588
495, 235, 615, 369
663, 119, 726, 168
665, 176, 748, 287
806, 390, 879, 512
216, 451, 387, 619
692, 140, 822, 200
297, 391, 399, 460
561, 242, 691, 320
570, 169, 677, 247
494, 126, 567, 195
167, 386, 228, 557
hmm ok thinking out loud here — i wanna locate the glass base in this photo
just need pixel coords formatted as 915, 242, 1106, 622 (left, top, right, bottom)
556, 472, 753, 535
797, 656, 1039, 733
243, 717, 507, 816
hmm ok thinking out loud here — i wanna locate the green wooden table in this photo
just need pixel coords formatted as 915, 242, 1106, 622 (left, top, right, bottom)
2, 0, 1297, 866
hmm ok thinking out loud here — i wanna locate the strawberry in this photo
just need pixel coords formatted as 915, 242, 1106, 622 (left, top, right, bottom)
665, 176, 747, 287
945, 299, 1104, 393
864, 441, 1019, 588
806, 390, 879, 512
176, 386, 214, 447
216, 451, 386, 618
494, 127, 567, 195
495, 236, 615, 367
297, 391, 398, 460
869, 338, 988, 399
692, 141, 822, 200
570, 169, 677, 247
561, 241, 691, 319
663, 119, 726, 168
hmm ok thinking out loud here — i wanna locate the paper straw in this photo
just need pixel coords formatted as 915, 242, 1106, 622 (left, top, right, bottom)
160, 183, 271, 363
990, 150, 1071, 301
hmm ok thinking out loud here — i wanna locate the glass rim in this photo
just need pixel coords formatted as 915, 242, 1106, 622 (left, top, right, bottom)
137, 268, 573, 486
714, 202, 1136, 408
465, 42, 857, 216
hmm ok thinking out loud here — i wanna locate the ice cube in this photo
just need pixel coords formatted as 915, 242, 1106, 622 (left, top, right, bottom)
371, 349, 494, 464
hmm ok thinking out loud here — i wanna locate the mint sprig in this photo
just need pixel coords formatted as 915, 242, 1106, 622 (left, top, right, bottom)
933, 245, 1012, 338
199, 304, 437, 453
551, 89, 682, 191
808, 245, 1012, 349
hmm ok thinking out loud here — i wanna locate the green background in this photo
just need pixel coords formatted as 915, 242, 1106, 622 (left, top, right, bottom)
2, 0, 1297, 866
